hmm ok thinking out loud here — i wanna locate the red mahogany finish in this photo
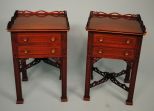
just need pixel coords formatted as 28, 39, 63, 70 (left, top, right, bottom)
84, 11, 146, 105
7, 10, 69, 104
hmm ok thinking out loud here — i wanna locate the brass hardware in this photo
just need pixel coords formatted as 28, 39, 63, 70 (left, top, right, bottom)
99, 39, 103, 42
98, 50, 103, 54
126, 40, 130, 44
50, 37, 55, 42
51, 49, 55, 54
125, 52, 129, 56
24, 50, 28, 54
23, 38, 28, 42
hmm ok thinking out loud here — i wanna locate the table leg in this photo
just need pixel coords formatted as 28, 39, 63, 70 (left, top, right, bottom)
59, 63, 62, 80
83, 56, 92, 101
126, 60, 139, 105
91, 58, 94, 80
124, 61, 131, 83
13, 57, 24, 104
21, 59, 28, 81
61, 57, 67, 102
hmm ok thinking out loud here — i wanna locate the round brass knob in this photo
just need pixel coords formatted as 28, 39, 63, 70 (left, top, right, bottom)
24, 50, 28, 54
98, 50, 103, 54
126, 40, 130, 44
125, 52, 129, 56
50, 37, 55, 42
51, 49, 55, 54
23, 38, 28, 42
99, 39, 103, 42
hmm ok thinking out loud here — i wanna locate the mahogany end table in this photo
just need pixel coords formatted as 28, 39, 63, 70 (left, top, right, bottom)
83, 11, 146, 105
7, 10, 69, 104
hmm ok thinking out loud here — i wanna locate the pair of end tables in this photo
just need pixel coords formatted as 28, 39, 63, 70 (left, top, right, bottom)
7, 10, 146, 105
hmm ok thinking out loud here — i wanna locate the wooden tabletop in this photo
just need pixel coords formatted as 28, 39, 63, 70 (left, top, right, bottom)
86, 11, 146, 35
7, 10, 70, 32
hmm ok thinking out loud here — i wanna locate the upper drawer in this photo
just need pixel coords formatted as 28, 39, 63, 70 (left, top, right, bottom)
16, 33, 61, 45
93, 34, 138, 49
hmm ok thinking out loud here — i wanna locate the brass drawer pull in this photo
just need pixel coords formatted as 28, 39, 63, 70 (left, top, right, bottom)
124, 52, 129, 56
126, 40, 131, 44
98, 50, 103, 54
23, 38, 28, 42
24, 50, 28, 54
99, 38, 103, 42
50, 37, 55, 42
51, 49, 55, 54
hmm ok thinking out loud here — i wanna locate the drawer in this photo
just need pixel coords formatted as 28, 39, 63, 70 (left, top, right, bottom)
93, 47, 135, 60
16, 45, 61, 58
16, 33, 61, 45
93, 34, 138, 49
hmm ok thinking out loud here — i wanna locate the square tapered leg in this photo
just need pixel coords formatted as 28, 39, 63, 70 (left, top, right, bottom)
13, 57, 24, 104
61, 57, 67, 102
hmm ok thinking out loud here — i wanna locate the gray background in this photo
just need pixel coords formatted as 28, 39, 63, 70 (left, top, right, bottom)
0, 0, 154, 111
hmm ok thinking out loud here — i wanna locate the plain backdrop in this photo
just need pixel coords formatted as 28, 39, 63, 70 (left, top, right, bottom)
0, 0, 154, 111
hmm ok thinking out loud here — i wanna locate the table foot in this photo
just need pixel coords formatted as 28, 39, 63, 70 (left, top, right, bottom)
16, 99, 24, 104
126, 99, 133, 105
61, 97, 68, 102
83, 96, 90, 101
22, 78, 28, 81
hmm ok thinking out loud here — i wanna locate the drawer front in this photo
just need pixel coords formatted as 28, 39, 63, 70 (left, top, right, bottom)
16, 33, 61, 46
93, 47, 135, 60
17, 45, 61, 58
93, 34, 138, 48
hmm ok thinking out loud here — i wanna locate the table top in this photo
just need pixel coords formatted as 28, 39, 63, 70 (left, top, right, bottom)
86, 11, 146, 35
7, 10, 70, 32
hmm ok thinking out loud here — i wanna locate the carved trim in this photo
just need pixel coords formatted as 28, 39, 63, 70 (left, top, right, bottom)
113, 70, 126, 77
7, 10, 18, 30
19, 59, 41, 72
90, 77, 108, 88
64, 10, 70, 30
110, 77, 129, 91
93, 67, 107, 77
91, 66, 129, 91
42, 58, 60, 68
7, 10, 69, 31
18, 10, 65, 17
91, 11, 137, 19
136, 14, 146, 34
19, 58, 60, 72
86, 11, 146, 35
25, 59, 41, 69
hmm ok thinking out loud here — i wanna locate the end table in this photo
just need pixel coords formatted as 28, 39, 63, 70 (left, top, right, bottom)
83, 11, 146, 105
7, 10, 69, 104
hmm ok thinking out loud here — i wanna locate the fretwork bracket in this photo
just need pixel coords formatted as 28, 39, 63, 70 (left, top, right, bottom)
90, 67, 129, 91
19, 58, 60, 72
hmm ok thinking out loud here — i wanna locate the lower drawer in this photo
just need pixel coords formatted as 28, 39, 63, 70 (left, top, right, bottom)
93, 47, 136, 60
16, 45, 61, 58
